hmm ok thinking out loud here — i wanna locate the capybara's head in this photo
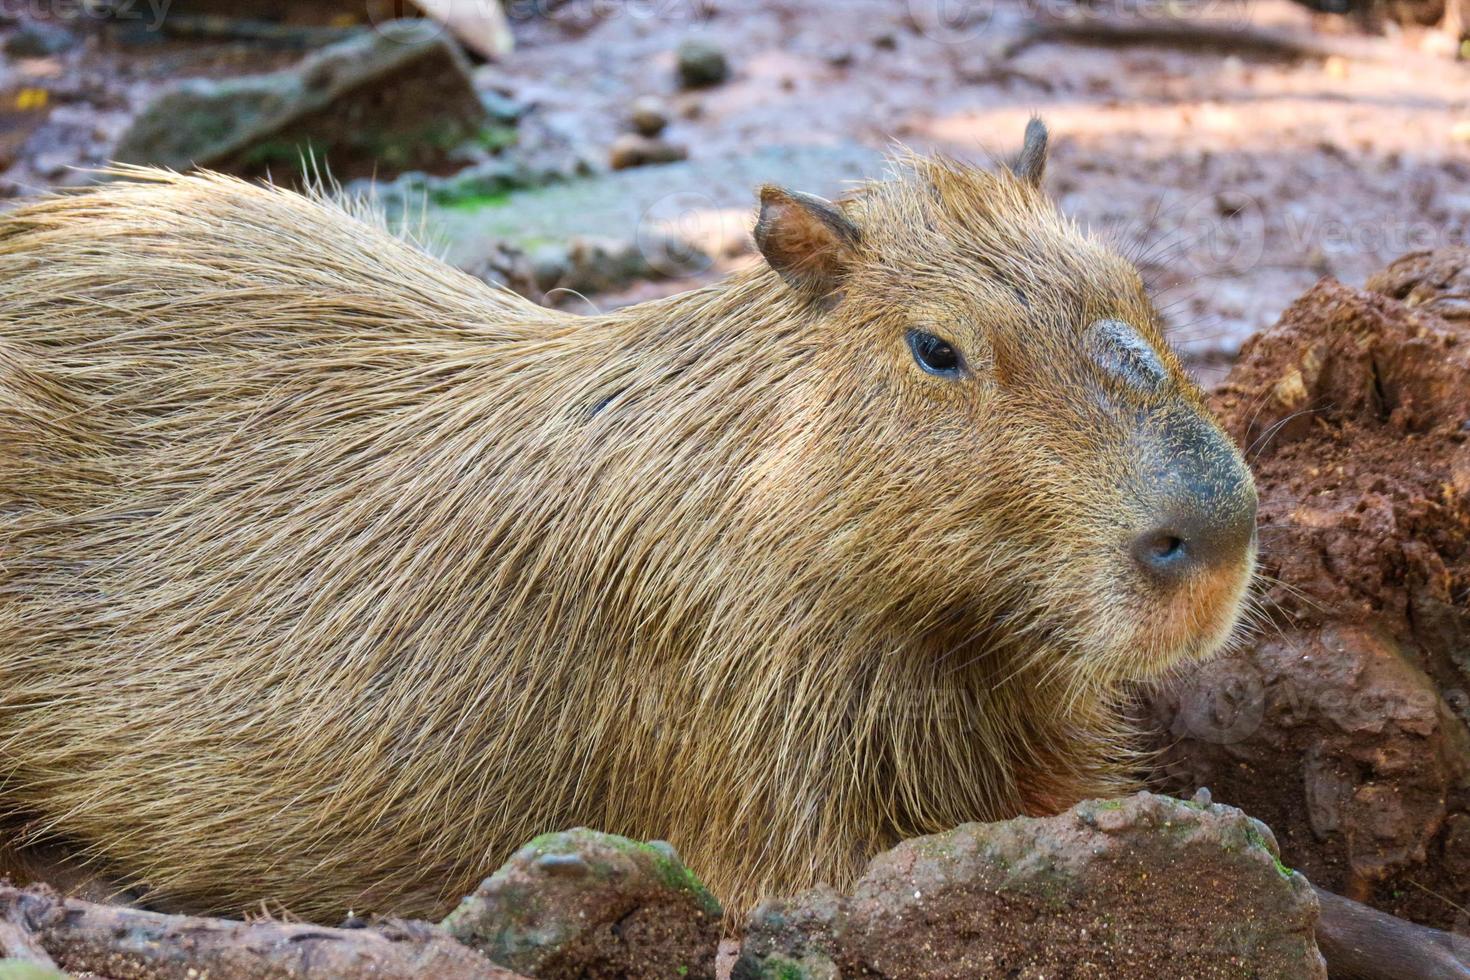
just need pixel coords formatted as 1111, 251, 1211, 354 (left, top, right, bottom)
753, 121, 1257, 682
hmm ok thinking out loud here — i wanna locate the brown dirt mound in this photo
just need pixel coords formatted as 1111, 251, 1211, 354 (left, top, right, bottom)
1216, 271, 1470, 635
1150, 257, 1470, 931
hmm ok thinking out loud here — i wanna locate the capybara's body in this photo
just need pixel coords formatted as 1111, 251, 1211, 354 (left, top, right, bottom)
0, 147, 1255, 918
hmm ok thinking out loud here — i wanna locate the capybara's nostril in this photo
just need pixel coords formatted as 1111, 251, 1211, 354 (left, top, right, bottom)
1132, 530, 1186, 573
1131, 525, 1199, 584
1131, 492, 1256, 586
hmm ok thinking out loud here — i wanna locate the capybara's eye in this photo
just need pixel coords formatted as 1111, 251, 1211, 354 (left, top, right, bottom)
906, 330, 964, 378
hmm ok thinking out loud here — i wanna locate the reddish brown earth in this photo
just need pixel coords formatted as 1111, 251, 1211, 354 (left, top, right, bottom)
735, 792, 1326, 978
1151, 250, 1470, 931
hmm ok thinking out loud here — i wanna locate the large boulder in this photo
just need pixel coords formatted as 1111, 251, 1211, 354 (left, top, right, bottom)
734, 792, 1325, 978
113, 25, 497, 181
1151, 258, 1470, 930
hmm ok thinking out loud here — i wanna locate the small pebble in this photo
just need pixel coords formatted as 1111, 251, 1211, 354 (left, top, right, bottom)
608, 133, 688, 171
628, 95, 670, 138
676, 39, 729, 89
824, 46, 854, 68
528, 243, 570, 293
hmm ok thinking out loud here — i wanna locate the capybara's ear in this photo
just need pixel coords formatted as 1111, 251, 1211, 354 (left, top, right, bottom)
1011, 116, 1048, 187
754, 185, 860, 299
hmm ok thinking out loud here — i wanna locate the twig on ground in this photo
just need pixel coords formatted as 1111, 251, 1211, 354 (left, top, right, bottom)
1003, 15, 1394, 62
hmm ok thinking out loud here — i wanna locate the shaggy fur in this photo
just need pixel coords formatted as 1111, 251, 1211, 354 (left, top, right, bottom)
0, 149, 1253, 919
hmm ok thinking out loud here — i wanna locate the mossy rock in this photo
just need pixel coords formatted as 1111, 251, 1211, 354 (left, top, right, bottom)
442, 828, 721, 980
113, 26, 493, 183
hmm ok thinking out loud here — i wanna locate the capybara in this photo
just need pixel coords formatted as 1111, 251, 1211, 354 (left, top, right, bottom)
0, 122, 1258, 919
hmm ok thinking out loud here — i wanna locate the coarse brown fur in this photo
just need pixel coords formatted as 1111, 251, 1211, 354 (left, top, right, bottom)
0, 143, 1254, 920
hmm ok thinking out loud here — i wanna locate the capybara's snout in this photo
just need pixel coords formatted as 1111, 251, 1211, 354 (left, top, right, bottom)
1078, 315, 1258, 593
1130, 408, 1258, 592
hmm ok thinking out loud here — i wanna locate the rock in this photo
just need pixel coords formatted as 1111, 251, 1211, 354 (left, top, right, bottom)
1366, 246, 1470, 323
823, 46, 855, 69
441, 829, 722, 980
0, 882, 521, 980
675, 39, 729, 89
1150, 265, 1470, 930
461, 234, 678, 304
112, 25, 493, 181
460, 241, 541, 300
564, 235, 671, 292
628, 95, 670, 138
527, 243, 571, 293
608, 133, 687, 171
734, 793, 1326, 978
1154, 625, 1463, 891
3, 22, 76, 58
464, 233, 701, 306
480, 89, 529, 126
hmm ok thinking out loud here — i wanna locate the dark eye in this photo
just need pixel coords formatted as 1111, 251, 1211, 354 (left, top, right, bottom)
906, 330, 964, 377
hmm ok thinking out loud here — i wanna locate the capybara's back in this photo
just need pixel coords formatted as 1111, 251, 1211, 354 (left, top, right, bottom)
0, 172, 601, 914
0, 139, 1256, 919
